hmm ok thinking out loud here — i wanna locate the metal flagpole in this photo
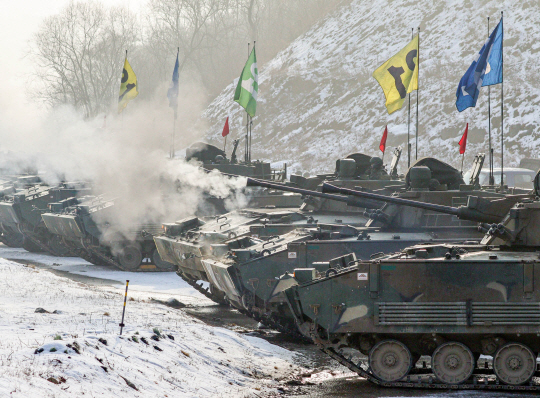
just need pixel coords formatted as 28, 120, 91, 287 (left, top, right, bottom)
461, 153, 464, 174
500, 11, 504, 191
415, 27, 420, 160
407, 28, 413, 169
248, 41, 255, 164
245, 43, 250, 163
487, 17, 494, 185
171, 110, 177, 159
223, 135, 227, 152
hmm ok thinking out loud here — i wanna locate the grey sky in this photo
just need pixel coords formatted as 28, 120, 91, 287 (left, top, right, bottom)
0, 0, 145, 118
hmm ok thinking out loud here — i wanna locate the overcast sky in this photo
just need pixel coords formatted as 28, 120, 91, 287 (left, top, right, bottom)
0, 0, 145, 119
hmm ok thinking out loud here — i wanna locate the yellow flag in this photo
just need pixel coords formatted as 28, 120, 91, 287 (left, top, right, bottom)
118, 56, 138, 113
373, 35, 419, 114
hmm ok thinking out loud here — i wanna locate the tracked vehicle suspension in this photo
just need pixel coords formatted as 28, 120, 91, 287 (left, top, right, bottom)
309, 330, 540, 391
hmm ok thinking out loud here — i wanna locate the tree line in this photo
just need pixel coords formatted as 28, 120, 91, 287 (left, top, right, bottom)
30, 0, 342, 118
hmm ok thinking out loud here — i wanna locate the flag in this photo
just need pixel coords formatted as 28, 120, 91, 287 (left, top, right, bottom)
167, 51, 180, 110
482, 18, 503, 87
379, 125, 388, 153
373, 35, 419, 114
222, 117, 230, 137
459, 123, 468, 154
456, 19, 503, 112
118, 56, 138, 113
234, 47, 258, 117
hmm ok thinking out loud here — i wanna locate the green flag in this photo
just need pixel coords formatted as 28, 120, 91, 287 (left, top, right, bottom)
234, 47, 258, 117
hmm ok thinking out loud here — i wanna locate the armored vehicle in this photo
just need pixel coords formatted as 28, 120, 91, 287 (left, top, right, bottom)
199, 163, 529, 332
280, 172, 540, 390
0, 182, 91, 255
155, 150, 405, 302
42, 194, 175, 271
0, 175, 44, 247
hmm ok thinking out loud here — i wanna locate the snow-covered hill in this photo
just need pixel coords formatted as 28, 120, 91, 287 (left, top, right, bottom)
203, 0, 540, 175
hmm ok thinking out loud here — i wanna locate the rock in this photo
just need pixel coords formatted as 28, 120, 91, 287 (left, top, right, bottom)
98, 338, 108, 346
150, 297, 186, 309
151, 335, 160, 341
140, 337, 149, 345
153, 345, 163, 351
167, 334, 174, 340
120, 376, 138, 391
35, 307, 50, 313
52, 310, 62, 314
34, 348, 44, 354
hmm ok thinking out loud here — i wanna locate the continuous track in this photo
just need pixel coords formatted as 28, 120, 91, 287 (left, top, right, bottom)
310, 330, 540, 391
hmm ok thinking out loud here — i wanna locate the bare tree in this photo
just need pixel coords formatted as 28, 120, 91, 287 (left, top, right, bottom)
30, 1, 139, 117
29, 0, 342, 116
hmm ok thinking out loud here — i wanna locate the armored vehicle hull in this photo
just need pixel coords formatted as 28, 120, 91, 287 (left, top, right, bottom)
283, 244, 540, 389
0, 183, 91, 256
42, 195, 174, 271
277, 172, 540, 390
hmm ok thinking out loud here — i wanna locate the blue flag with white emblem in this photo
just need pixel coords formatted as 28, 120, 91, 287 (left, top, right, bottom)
456, 19, 503, 112
167, 51, 179, 110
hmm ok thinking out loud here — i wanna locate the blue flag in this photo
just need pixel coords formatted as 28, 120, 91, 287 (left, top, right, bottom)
456, 19, 503, 112
167, 52, 179, 110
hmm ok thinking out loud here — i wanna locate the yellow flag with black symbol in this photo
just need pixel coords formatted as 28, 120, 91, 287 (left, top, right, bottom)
118, 56, 138, 113
373, 35, 419, 114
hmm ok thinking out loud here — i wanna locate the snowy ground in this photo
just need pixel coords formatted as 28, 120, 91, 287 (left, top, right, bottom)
2, 247, 539, 397
0, 250, 306, 397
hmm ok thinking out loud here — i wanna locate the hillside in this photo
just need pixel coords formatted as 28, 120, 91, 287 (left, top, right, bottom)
202, 0, 540, 175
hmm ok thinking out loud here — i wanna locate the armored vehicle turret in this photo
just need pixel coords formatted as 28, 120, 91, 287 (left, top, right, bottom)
280, 170, 540, 390
0, 182, 91, 255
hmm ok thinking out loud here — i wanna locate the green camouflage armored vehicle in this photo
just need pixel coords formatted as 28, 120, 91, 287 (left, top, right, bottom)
280, 171, 540, 390
199, 160, 530, 332
155, 150, 406, 302
0, 182, 91, 255
42, 194, 175, 271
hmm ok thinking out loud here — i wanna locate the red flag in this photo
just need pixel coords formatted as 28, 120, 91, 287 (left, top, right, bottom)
379, 125, 388, 153
222, 117, 230, 137
459, 123, 468, 154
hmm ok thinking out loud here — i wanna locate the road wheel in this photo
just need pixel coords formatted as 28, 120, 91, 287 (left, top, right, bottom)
117, 245, 142, 271
431, 342, 475, 384
493, 343, 536, 385
369, 340, 412, 382
151, 248, 176, 271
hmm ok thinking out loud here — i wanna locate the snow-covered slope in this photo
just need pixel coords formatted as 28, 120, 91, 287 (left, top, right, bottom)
0, 259, 301, 397
204, 0, 540, 175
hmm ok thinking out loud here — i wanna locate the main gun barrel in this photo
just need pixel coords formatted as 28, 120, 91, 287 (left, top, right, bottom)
246, 178, 381, 209
322, 182, 510, 224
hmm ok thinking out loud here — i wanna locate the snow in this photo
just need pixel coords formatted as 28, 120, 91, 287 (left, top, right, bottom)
0, 255, 303, 397
203, 0, 540, 176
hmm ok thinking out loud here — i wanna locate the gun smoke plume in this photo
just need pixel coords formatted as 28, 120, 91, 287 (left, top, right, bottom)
0, 80, 249, 234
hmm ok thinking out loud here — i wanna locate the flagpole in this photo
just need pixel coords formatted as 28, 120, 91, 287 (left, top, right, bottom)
245, 42, 250, 164
249, 41, 256, 164
415, 26, 420, 161
171, 110, 177, 159
407, 28, 413, 169
500, 11, 504, 192
461, 153, 464, 174
487, 17, 494, 185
